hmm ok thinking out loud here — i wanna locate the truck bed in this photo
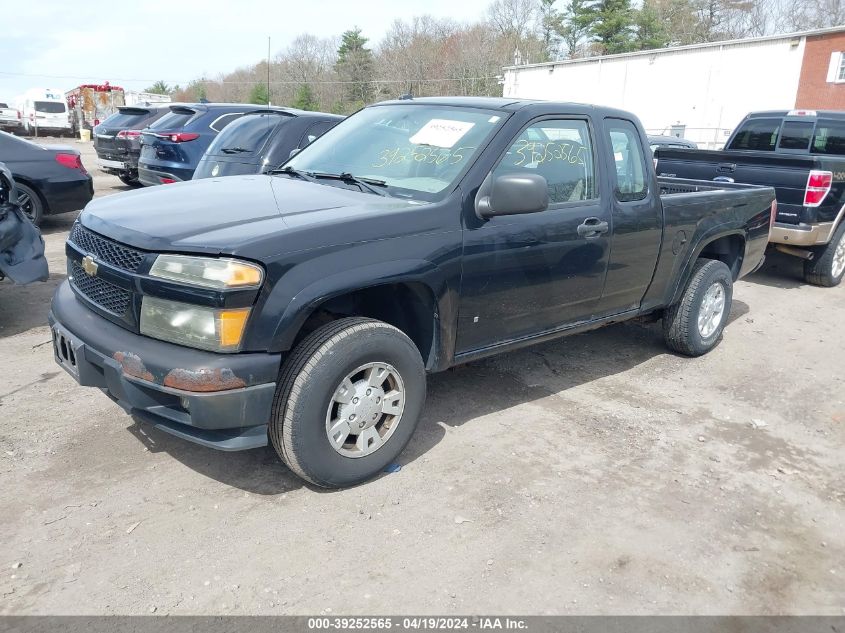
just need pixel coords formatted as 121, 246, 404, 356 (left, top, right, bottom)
656, 148, 845, 227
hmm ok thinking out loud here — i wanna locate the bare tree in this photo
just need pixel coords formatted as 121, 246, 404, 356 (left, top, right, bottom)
487, 0, 549, 63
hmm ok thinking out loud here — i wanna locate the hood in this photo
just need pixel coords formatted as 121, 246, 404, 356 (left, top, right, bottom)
80, 175, 420, 259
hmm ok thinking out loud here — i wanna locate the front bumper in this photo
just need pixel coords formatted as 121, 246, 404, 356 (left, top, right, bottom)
770, 221, 836, 247
49, 281, 280, 450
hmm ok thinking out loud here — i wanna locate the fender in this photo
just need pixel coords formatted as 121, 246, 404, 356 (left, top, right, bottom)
265, 258, 457, 368
668, 225, 746, 307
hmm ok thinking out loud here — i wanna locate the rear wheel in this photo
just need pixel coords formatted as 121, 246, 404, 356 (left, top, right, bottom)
803, 222, 845, 287
269, 317, 426, 488
118, 172, 142, 187
663, 259, 733, 357
14, 182, 44, 225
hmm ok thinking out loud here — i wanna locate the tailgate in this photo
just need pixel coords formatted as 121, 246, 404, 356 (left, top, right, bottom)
656, 148, 818, 224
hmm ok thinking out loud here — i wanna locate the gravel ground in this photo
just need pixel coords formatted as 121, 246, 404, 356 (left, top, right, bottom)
0, 138, 843, 615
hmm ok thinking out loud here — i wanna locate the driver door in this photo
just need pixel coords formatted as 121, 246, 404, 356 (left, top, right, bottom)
456, 117, 612, 354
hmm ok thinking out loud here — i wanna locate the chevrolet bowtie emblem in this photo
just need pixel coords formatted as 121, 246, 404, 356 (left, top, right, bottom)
81, 255, 98, 276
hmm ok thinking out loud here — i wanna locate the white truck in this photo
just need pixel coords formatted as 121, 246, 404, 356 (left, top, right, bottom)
18, 88, 72, 136
0, 102, 21, 133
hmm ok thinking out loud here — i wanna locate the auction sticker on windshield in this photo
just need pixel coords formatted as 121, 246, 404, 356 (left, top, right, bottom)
410, 119, 475, 148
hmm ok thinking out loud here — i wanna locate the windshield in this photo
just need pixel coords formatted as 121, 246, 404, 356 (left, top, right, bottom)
205, 112, 290, 156
284, 104, 505, 201
35, 101, 66, 114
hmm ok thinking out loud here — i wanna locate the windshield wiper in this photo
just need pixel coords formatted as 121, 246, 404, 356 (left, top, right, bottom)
267, 167, 389, 196
220, 147, 251, 154
313, 172, 389, 197
267, 165, 320, 183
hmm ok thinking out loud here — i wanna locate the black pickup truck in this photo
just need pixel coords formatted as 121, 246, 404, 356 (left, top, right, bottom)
656, 110, 845, 286
49, 98, 775, 487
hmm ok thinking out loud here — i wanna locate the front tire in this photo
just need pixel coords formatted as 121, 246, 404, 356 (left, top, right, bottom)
803, 222, 845, 287
663, 259, 733, 357
270, 317, 426, 488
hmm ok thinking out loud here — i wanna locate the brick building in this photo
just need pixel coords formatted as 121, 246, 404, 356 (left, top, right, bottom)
796, 29, 845, 108
504, 26, 845, 149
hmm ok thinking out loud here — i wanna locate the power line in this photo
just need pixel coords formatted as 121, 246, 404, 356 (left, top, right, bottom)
0, 71, 501, 85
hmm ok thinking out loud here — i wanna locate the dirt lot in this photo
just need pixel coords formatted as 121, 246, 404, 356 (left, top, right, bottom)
0, 138, 843, 615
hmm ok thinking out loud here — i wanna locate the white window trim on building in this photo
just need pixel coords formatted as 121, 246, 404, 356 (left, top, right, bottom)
826, 51, 845, 83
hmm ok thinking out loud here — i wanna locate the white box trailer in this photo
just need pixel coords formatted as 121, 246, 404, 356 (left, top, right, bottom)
124, 91, 172, 106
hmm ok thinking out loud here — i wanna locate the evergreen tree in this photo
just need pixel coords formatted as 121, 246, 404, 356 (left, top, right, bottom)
336, 28, 374, 109
634, 0, 670, 50
558, 0, 594, 57
249, 83, 270, 105
539, 0, 563, 59
590, 0, 637, 54
292, 84, 318, 111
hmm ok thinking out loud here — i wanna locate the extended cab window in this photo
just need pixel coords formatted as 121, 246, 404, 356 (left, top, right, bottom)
607, 119, 647, 201
812, 119, 845, 155
777, 121, 814, 151
727, 118, 780, 151
492, 119, 596, 203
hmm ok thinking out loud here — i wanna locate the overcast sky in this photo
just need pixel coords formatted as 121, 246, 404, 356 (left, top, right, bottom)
0, 0, 494, 100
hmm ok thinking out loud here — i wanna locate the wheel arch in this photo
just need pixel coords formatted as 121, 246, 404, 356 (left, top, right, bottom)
11, 176, 50, 214
266, 260, 451, 371
669, 230, 745, 306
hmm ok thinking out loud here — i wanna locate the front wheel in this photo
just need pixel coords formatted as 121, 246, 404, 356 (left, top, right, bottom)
270, 317, 426, 488
663, 259, 733, 357
803, 222, 845, 287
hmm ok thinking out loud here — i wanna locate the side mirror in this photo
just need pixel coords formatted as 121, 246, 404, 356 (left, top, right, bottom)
289, 148, 301, 159
476, 173, 549, 219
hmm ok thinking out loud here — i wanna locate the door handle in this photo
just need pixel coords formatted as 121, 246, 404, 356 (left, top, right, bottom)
717, 162, 736, 173
577, 217, 609, 238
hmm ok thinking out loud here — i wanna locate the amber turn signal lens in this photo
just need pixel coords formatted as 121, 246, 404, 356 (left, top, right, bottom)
219, 309, 251, 348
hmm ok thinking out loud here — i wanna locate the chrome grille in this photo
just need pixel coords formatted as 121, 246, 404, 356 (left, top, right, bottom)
69, 223, 146, 272
69, 261, 131, 316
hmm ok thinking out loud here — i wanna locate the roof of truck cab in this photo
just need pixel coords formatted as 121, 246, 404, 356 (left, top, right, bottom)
371, 97, 634, 118
746, 110, 845, 119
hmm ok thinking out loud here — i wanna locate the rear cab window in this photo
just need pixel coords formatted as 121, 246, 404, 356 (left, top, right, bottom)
727, 118, 781, 151
777, 120, 814, 151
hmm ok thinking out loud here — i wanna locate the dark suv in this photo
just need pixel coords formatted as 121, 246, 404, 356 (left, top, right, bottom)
193, 109, 342, 179
93, 105, 170, 186
138, 103, 252, 186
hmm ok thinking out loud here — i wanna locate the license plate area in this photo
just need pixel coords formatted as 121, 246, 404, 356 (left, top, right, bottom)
97, 158, 125, 170
52, 324, 83, 380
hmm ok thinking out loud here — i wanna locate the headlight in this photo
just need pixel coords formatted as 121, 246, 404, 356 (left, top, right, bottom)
149, 255, 263, 289
140, 296, 250, 352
